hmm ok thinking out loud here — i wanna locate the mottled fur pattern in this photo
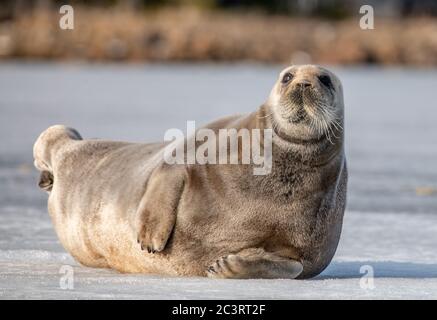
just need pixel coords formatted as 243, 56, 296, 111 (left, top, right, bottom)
33, 65, 347, 279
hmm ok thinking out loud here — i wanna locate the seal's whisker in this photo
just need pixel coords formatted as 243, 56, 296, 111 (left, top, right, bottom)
330, 119, 343, 131
325, 122, 334, 144
328, 123, 339, 141
257, 110, 274, 119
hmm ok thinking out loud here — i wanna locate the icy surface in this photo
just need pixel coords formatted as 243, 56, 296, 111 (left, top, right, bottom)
0, 63, 437, 299
1, 209, 437, 299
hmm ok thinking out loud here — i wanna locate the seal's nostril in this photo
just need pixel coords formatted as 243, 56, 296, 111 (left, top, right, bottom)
298, 81, 311, 88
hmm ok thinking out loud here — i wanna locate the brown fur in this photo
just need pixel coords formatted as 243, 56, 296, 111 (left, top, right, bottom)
33, 65, 347, 279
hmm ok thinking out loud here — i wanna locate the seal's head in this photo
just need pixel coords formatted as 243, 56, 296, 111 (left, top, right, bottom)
268, 65, 344, 145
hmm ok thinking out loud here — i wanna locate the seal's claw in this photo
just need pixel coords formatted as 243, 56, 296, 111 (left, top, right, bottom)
206, 256, 233, 278
206, 250, 304, 279
136, 227, 172, 254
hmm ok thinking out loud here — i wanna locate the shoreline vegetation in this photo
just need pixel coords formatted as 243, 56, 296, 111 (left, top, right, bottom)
0, 7, 436, 65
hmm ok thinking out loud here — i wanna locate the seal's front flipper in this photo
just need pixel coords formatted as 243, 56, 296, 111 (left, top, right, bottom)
135, 164, 186, 253
206, 248, 303, 279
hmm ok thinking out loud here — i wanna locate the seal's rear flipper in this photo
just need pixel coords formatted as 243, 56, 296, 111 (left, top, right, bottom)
33, 125, 82, 192
38, 170, 54, 192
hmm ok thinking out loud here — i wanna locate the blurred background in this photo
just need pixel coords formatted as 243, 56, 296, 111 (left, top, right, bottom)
1, 0, 437, 299
0, 0, 437, 64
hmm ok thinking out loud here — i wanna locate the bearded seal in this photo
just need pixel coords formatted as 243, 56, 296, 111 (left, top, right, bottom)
33, 65, 347, 279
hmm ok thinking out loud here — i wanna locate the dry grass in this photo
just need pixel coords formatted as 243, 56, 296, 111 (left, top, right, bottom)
1, 7, 437, 65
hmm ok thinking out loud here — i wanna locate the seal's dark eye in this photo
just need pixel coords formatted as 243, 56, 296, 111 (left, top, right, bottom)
318, 75, 332, 89
282, 72, 293, 84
